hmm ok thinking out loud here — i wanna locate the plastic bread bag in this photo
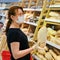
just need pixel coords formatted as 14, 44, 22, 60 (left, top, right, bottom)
37, 21, 47, 49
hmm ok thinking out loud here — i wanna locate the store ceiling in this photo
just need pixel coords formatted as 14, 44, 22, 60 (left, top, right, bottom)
0, 0, 22, 2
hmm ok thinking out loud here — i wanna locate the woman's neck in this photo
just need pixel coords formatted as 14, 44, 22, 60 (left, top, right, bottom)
10, 22, 20, 28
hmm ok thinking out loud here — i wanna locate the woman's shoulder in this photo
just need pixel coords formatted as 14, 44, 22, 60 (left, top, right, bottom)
7, 28, 20, 35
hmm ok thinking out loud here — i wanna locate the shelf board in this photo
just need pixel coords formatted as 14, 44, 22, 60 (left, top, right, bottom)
49, 4, 60, 10
0, 7, 8, 10
46, 41, 60, 50
50, 8, 60, 10
23, 8, 42, 11
45, 18, 60, 25
32, 54, 40, 60
24, 21, 37, 26
24, 18, 60, 26
24, 19, 60, 26
45, 18, 60, 23
50, 4, 60, 8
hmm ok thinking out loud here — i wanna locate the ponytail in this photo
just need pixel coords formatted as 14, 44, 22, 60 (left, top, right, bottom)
5, 20, 12, 35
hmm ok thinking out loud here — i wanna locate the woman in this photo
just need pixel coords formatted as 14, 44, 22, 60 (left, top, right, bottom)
6, 6, 37, 60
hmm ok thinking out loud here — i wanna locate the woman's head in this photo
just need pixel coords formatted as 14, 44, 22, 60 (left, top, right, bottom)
6, 6, 24, 33
8, 6, 24, 23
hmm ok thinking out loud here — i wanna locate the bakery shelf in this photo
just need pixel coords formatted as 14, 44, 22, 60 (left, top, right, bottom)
23, 8, 42, 11
23, 0, 60, 50
24, 21, 37, 26
46, 41, 60, 50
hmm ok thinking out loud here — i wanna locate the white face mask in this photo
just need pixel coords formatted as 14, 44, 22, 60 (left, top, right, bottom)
16, 15, 24, 24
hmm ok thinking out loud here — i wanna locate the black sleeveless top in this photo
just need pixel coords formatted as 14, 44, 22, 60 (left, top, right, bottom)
6, 28, 30, 60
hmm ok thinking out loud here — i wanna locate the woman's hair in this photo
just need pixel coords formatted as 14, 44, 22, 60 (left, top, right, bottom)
5, 6, 23, 34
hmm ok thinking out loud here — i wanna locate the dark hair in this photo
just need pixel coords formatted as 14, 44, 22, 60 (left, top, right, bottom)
5, 6, 23, 34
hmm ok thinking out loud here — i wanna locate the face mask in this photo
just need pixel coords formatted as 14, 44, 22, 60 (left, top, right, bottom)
16, 15, 24, 24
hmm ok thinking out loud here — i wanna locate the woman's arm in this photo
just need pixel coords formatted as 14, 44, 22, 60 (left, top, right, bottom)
10, 42, 34, 59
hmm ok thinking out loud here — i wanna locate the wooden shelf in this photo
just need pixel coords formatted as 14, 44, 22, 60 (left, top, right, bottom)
49, 4, 60, 10
45, 18, 60, 25
0, 7, 8, 10
32, 54, 40, 60
50, 4, 60, 8
23, 8, 42, 11
24, 21, 37, 26
46, 41, 60, 50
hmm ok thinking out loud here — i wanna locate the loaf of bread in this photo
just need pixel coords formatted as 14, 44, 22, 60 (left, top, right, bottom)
47, 28, 56, 36
56, 30, 60, 38
49, 12, 60, 17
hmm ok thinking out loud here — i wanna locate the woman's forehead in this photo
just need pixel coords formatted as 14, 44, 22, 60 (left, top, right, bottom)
15, 9, 23, 15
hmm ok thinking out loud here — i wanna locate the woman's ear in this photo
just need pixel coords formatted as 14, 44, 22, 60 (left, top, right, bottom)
11, 15, 14, 20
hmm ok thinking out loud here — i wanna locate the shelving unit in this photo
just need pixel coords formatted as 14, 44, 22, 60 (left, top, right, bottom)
23, 0, 60, 51
0, 0, 60, 60
21, 0, 60, 59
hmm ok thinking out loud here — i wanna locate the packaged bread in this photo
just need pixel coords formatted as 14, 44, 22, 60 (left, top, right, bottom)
37, 26, 47, 48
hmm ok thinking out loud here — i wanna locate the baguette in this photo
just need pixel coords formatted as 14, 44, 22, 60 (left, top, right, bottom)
36, 53, 47, 60
49, 49, 60, 60
53, 48, 60, 55
38, 49, 46, 55
45, 52, 54, 60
